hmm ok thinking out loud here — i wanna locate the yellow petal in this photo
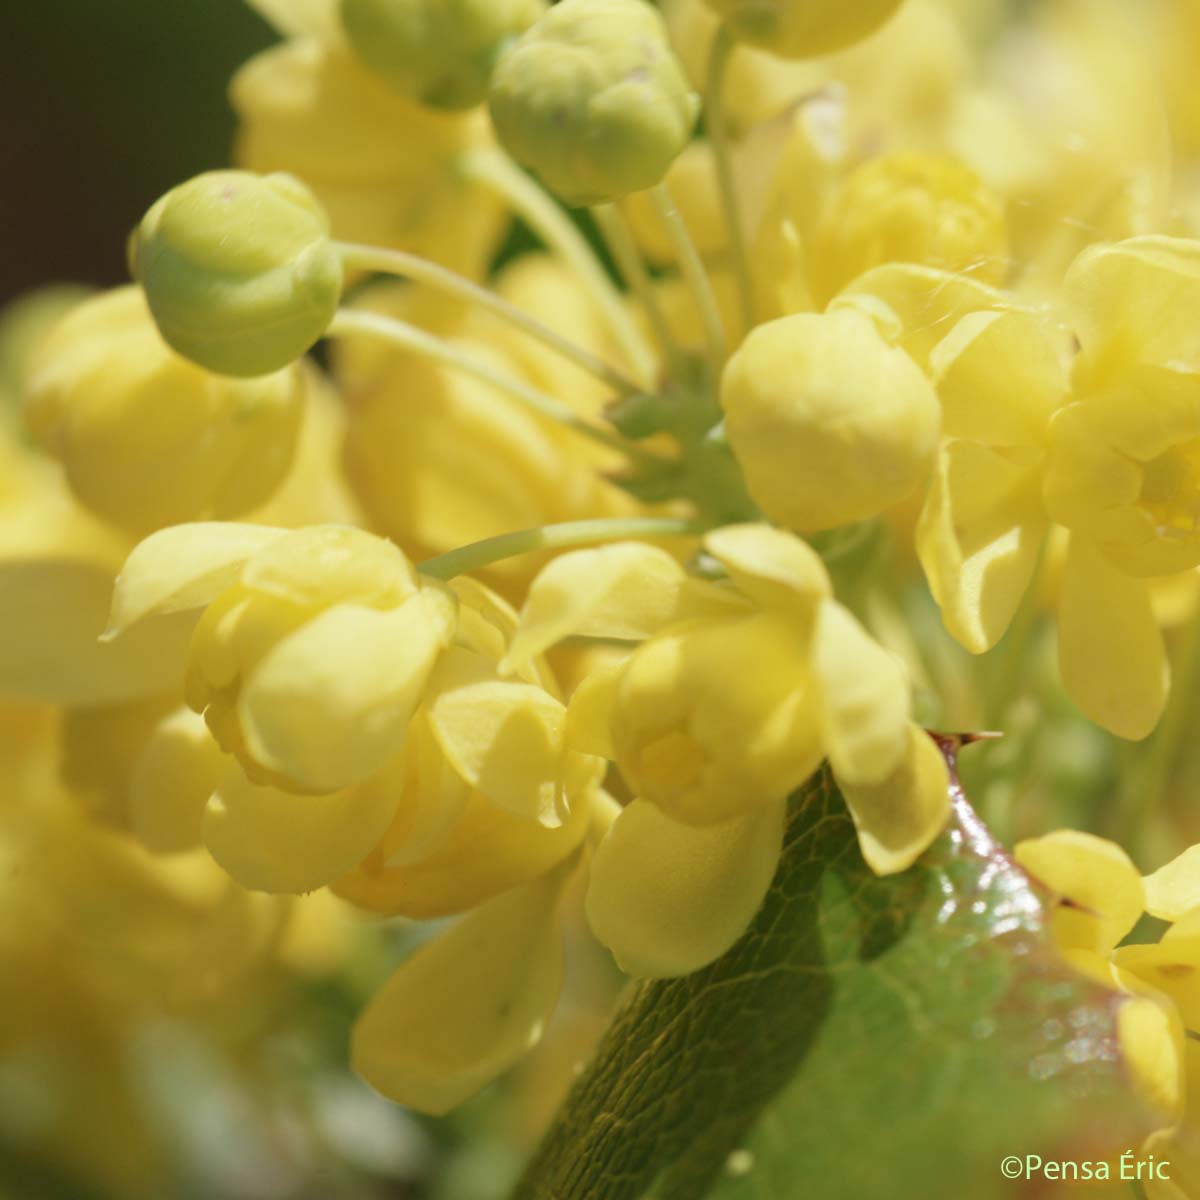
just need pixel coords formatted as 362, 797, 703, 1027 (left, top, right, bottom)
204, 763, 399, 894
702, 523, 831, 614
564, 657, 622, 759
1058, 535, 1168, 740
1014, 829, 1145, 955
352, 865, 569, 1115
836, 726, 950, 876
1117, 993, 1186, 1121
503, 542, 741, 674
811, 600, 909, 786
929, 309, 1068, 446
379, 717, 471, 869
105, 522, 287, 637
129, 707, 226, 854
1065, 236, 1200, 381
238, 589, 455, 793
334, 778, 592, 919
1144, 845, 1200, 922
0, 559, 196, 704
611, 613, 823, 824
916, 442, 1047, 654
1114, 937, 1200, 1035
425, 646, 567, 827
827, 262, 1012, 371
585, 798, 785, 979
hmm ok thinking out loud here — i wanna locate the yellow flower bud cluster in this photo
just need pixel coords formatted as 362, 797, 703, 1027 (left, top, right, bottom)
13, 0, 1200, 1154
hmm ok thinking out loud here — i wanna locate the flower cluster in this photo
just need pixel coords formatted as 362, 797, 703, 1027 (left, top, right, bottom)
7, 0, 1200, 1165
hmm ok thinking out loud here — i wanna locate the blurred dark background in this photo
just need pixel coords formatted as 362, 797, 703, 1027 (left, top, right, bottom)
0, 1, 278, 306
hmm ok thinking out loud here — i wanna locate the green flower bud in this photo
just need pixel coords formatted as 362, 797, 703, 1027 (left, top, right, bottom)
130, 170, 343, 378
488, 0, 699, 207
339, 0, 545, 110
703, 0, 906, 60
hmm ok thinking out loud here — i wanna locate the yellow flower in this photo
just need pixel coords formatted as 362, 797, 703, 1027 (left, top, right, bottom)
506, 525, 950, 978
232, 37, 506, 277
24, 287, 307, 532
808, 152, 1008, 306
1013, 830, 1200, 1138
721, 308, 940, 531
850, 241, 1192, 741
106, 523, 455, 795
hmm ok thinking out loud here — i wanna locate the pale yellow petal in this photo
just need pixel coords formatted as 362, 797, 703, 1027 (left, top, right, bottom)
0, 559, 196, 704
105, 522, 287, 637
129, 707, 226, 854
1144, 845, 1200, 922
334, 778, 591, 919
1058, 535, 1168, 740
352, 866, 569, 1115
564, 658, 622, 759
827, 262, 1012, 371
916, 443, 1047, 654
585, 798, 784, 979
1065, 236, 1200, 379
836, 726, 950, 876
929, 309, 1067, 446
702, 523, 831, 613
811, 600, 909, 786
425, 647, 567, 827
204, 764, 399, 894
238, 589, 455, 793
503, 542, 741, 674
1114, 937, 1200, 1035
1118, 993, 1186, 1121
1014, 829, 1145, 955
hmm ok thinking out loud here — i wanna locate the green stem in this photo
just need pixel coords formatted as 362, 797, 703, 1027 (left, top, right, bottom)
705, 23, 756, 336
650, 182, 727, 363
460, 149, 658, 387
328, 309, 667, 466
591, 202, 683, 368
337, 242, 640, 395
418, 516, 705, 580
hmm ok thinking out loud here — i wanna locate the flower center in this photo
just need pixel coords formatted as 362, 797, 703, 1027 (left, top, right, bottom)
1138, 440, 1200, 537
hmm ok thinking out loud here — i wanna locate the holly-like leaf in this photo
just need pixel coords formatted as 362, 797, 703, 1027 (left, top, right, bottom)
512, 741, 1155, 1200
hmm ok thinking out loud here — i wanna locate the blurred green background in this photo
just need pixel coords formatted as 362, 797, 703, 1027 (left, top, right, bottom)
0, 1, 277, 306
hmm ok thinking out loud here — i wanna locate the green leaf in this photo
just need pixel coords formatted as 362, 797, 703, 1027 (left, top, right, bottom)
511, 741, 1155, 1200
